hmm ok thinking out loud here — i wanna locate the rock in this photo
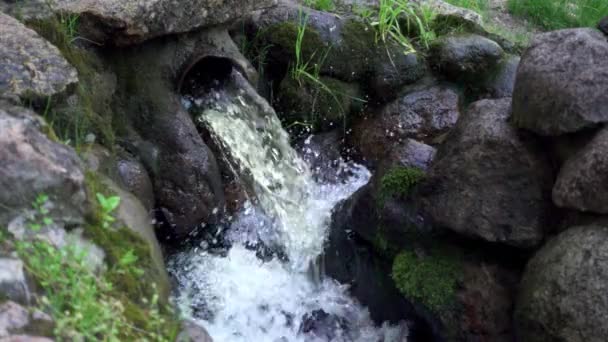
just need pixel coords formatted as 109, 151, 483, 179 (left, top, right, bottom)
0, 302, 30, 338
369, 52, 426, 101
421, 98, 552, 248
253, 5, 425, 90
115, 156, 155, 211
99, 177, 171, 299
0, 102, 87, 228
0, 0, 276, 46
299, 310, 349, 340
351, 84, 461, 158
416, 0, 484, 29
296, 131, 347, 183
515, 225, 608, 341
0, 259, 30, 305
176, 320, 213, 342
599, 16, 608, 35
512, 28, 608, 136
479, 55, 520, 99
0, 13, 77, 102
553, 127, 608, 214
0, 301, 53, 338
429, 34, 504, 81
275, 76, 362, 133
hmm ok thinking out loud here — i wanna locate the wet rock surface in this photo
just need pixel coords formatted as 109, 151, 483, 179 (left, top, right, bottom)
0, 301, 54, 338
0, 13, 78, 102
479, 55, 520, 99
598, 16, 608, 35
512, 28, 608, 136
516, 225, 608, 342
0, 259, 30, 305
0, 102, 87, 228
429, 34, 504, 81
421, 98, 552, 248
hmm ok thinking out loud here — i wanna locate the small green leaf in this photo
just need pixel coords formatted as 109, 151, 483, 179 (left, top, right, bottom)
43, 217, 54, 226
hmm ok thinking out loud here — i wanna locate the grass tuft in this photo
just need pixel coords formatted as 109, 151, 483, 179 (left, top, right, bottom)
507, 0, 608, 30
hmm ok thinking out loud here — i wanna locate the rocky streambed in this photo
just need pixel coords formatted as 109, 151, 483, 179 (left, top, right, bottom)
1, 0, 608, 341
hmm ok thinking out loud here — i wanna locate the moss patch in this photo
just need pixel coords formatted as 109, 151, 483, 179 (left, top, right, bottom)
392, 247, 462, 312
265, 21, 326, 65
379, 167, 425, 205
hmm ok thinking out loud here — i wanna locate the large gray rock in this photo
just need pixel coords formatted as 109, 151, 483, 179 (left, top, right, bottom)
479, 55, 520, 99
0, 0, 276, 45
421, 98, 552, 248
553, 127, 608, 214
429, 34, 504, 81
0, 259, 30, 305
0, 13, 77, 101
176, 320, 213, 342
0, 102, 87, 228
351, 84, 461, 161
515, 225, 608, 342
512, 29, 608, 136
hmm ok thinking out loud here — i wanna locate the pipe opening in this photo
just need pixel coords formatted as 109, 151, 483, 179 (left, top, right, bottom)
179, 56, 235, 97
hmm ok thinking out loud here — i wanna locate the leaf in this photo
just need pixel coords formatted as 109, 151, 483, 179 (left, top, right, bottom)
105, 196, 120, 212
43, 217, 54, 226
119, 250, 138, 266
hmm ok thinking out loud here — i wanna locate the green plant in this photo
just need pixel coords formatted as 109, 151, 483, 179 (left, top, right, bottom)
28, 194, 54, 231
14, 192, 177, 341
310, 0, 335, 12
59, 13, 80, 44
392, 248, 461, 312
379, 167, 425, 205
372, 0, 417, 54
507, 0, 608, 30
96, 193, 120, 228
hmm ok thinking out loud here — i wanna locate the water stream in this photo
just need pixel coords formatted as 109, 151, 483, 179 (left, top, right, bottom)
168, 70, 408, 341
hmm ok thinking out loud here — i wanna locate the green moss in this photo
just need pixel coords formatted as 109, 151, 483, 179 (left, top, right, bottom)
392, 247, 462, 312
265, 21, 325, 63
27, 17, 116, 149
80, 171, 179, 340
379, 167, 425, 205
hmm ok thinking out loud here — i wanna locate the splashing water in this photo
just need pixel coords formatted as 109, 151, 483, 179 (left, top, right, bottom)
170, 71, 408, 341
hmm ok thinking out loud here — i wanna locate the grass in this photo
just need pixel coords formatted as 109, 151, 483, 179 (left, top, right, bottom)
310, 0, 335, 12
392, 248, 462, 312
507, 0, 608, 30
11, 193, 179, 341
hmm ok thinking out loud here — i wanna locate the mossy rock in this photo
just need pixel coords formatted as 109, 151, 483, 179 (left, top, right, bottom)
391, 246, 462, 313
275, 75, 362, 133
378, 166, 426, 205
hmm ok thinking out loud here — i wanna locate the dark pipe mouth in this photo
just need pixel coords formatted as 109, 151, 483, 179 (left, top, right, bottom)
178, 56, 239, 97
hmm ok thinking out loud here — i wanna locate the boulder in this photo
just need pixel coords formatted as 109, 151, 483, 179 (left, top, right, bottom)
0, 259, 30, 305
0, 102, 87, 228
553, 127, 608, 214
351, 84, 461, 158
599, 16, 608, 35
115, 156, 155, 211
0, 301, 54, 338
0, 13, 77, 102
421, 98, 552, 248
479, 55, 520, 99
512, 28, 608, 135
429, 34, 504, 81
416, 0, 484, 29
370, 52, 427, 101
0, 0, 276, 46
515, 225, 608, 342
299, 310, 349, 340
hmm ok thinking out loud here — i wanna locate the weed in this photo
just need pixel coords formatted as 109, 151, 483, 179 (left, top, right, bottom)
14, 194, 177, 341
28, 194, 53, 231
372, 0, 417, 54
392, 247, 462, 312
96, 193, 120, 229
59, 13, 80, 44
508, 0, 608, 30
